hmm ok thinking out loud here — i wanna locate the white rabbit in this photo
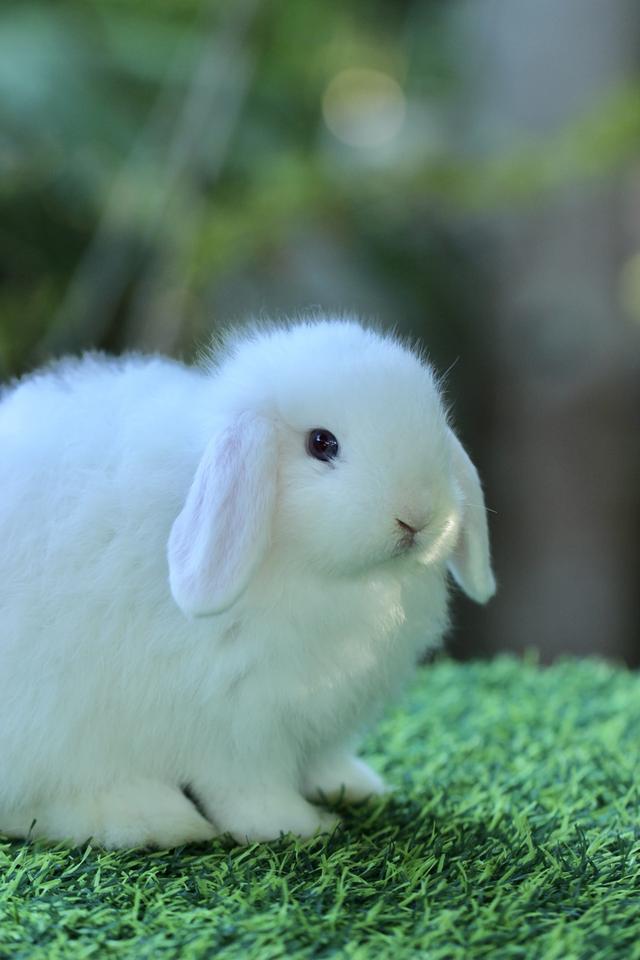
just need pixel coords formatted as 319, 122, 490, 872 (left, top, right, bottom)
0, 317, 495, 848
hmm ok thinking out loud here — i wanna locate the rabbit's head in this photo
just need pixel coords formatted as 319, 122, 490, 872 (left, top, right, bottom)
168, 319, 495, 617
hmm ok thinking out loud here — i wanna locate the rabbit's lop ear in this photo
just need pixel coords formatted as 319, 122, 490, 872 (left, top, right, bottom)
168, 412, 277, 617
447, 429, 496, 604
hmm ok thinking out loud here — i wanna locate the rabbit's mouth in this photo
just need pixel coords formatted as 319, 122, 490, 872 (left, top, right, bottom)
392, 518, 424, 557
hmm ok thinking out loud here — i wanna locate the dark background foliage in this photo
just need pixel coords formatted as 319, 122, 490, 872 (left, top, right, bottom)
1, 0, 639, 662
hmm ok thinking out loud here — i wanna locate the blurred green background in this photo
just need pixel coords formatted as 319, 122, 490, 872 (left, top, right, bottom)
1, 0, 639, 662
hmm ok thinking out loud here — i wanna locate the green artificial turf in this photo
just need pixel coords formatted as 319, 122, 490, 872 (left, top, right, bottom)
2, 656, 640, 959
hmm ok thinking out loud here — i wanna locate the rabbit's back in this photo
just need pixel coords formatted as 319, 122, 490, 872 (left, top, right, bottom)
0, 355, 208, 588
0, 355, 214, 801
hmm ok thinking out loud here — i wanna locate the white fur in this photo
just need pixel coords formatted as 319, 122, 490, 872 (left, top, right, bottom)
0, 318, 495, 847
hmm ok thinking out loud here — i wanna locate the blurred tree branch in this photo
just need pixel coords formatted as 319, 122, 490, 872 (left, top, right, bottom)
46, 0, 260, 357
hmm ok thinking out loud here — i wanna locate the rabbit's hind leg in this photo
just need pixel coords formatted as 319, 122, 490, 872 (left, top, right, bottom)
0, 780, 216, 849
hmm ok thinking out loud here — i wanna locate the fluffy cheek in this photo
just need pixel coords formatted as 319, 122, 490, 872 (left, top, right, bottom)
275, 475, 391, 575
417, 511, 462, 568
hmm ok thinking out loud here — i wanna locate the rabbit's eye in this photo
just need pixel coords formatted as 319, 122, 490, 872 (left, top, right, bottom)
307, 428, 339, 463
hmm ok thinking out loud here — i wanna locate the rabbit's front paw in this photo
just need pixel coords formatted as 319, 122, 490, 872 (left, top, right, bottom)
212, 792, 340, 844
303, 752, 387, 804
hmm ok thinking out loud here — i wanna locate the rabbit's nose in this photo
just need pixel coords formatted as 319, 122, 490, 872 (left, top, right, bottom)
396, 518, 426, 540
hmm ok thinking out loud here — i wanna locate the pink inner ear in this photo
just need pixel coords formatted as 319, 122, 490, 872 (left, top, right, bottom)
167, 413, 277, 618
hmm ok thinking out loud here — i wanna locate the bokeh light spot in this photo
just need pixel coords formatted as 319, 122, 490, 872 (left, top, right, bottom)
322, 68, 406, 149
